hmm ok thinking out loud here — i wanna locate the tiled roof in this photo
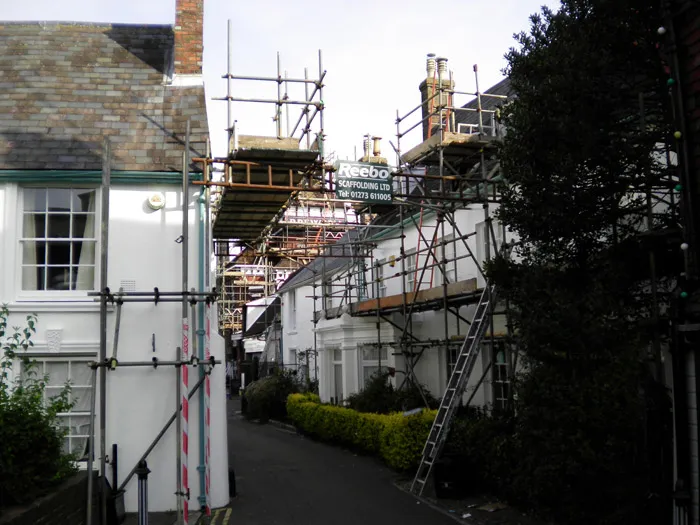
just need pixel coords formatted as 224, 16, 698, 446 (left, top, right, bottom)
0, 22, 208, 171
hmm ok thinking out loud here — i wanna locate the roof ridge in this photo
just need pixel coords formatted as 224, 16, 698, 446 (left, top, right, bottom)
0, 21, 172, 29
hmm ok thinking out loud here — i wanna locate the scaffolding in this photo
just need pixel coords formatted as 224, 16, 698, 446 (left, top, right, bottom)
85, 134, 222, 525
200, 22, 361, 340
300, 56, 511, 407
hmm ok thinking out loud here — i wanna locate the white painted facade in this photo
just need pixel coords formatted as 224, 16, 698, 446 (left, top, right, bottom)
280, 204, 513, 408
0, 182, 229, 512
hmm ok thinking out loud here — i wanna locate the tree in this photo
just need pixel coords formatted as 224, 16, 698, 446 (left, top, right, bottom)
487, 1, 675, 523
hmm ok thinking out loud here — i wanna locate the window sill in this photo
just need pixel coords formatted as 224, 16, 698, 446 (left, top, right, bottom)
7, 300, 109, 313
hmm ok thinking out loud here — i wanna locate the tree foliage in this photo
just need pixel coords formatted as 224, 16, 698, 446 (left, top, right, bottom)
0, 306, 77, 509
485, 1, 675, 523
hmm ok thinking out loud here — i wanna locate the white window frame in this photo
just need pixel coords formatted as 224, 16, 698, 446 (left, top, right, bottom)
329, 345, 343, 404
376, 260, 387, 298
16, 185, 100, 301
446, 343, 459, 377
19, 357, 93, 460
359, 343, 389, 387
288, 289, 297, 330
488, 339, 511, 412
404, 250, 417, 293
435, 235, 457, 286
476, 219, 504, 267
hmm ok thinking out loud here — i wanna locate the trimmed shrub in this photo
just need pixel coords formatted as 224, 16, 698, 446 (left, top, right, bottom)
244, 370, 301, 422
287, 393, 436, 470
346, 371, 438, 414
379, 410, 436, 470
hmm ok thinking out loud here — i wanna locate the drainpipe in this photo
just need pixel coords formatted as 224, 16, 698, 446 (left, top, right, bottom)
197, 188, 206, 509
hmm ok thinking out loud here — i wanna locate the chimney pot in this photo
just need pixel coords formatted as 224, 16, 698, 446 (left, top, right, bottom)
436, 57, 448, 81
426, 53, 436, 77
372, 137, 382, 157
363, 134, 371, 158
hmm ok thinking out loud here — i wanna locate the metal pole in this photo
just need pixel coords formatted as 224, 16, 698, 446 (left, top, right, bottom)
99, 137, 111, 525
111, 287, 124, 362
227, 20, 233, 152
178, 119, 191, 525
474, 64, 484, 136
285, 70, 290, 138
317, 50, 324, 158
136, 460, 151, 525
86, 365, 98, 525
276, 52, 282, 139
93, 360, 220, 368
304, 68, 311, 150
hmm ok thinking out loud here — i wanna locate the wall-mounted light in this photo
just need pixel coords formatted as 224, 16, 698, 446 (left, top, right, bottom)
147, 192, 166, 210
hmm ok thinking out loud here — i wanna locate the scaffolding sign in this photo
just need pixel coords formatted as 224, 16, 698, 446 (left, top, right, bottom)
334, 160, 393, 203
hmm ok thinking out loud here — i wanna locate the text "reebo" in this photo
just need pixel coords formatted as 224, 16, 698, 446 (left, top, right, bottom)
336, 161, 391, 180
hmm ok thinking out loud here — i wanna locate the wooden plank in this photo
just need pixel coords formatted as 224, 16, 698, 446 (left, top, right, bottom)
354, 278, 478, 313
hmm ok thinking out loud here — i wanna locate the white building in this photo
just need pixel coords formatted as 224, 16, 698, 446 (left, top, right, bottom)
0, 2, 229, 514
278, 205, 513, 408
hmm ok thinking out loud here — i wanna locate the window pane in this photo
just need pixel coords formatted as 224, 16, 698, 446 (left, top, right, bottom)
72, 241, 95, 264
71, 362, 93, 386
46, 386, 65, 401
47, 188, 72, 212
72, 214, 95, 238
47, 241, 71, 264
24, 188, 47, 211
332, 348, 342, 361
46, 362, 69, 386
74, 266, 94, 291
22, 266, 45, 290
70, 415, 90, 436
47, 266, 72, 290
72, 388, 91, 411
23, 240, 46, 265
23, 214, 46, 238
47, 214, 71, 238
72, 189, 95, 212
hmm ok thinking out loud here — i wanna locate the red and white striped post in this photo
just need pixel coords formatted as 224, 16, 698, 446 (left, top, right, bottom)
204, 307, 212, 516
181, 318, 190, 525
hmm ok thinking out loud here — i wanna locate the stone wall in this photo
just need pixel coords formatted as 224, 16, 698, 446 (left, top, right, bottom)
0, 471, 97, 525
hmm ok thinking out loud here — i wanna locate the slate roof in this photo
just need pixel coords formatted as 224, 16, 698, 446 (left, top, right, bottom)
277, 228, 366, 293
0, 22, 208, 171
454, 77, 513, 129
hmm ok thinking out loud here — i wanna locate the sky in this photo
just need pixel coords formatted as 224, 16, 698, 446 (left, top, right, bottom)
2, 0, 560, 161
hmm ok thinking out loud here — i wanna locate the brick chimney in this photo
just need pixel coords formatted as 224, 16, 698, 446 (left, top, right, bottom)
419, 54, 454, 140
174, 0, 204, 76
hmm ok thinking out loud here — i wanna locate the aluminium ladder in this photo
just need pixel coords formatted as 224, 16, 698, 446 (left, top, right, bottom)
410, 283, 497, 495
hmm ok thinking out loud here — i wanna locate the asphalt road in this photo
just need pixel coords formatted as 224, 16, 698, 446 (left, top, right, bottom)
226, 402, 455, 525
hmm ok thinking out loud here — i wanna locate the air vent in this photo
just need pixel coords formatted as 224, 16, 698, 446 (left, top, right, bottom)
119, 280, 136, 293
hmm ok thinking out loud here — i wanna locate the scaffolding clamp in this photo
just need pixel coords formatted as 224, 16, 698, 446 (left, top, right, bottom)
152, 357, 159, 369
154, 287, 160, 306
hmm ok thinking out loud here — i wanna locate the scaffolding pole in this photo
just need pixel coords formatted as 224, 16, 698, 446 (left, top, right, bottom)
98, 137, 111, 525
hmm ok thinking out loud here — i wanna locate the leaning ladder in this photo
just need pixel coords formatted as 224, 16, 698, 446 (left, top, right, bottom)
410, 283, 497, 495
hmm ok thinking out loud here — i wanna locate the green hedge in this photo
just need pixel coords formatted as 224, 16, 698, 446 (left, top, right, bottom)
287, 393, 436, 471
244, 371, 301, 423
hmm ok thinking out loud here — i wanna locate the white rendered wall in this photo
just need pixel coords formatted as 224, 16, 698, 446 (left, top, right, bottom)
0, 182, 229, 512
274, 203, 514, 408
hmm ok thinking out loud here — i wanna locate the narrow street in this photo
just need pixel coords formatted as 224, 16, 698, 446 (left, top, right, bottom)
224, 399, 456, 525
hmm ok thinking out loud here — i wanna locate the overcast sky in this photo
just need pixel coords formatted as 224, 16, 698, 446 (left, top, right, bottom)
2, 0, 560, 161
